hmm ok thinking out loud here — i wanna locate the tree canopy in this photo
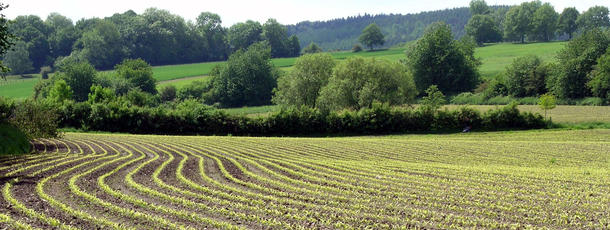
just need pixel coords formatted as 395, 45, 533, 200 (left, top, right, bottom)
470, 0, 491, 15
302, 42, 322, 54
407, 22, 480, 95
2, 41, 33, 75
547, 30, 610, 98
358, 23, 385, 50
273, 53, 335, 107
577, 6, 610, 30
466, 14, 502, 45
55, 61, 96, 102
0, 3, 15, 74
557, 7, 579, 40
317, 57, 416, 111
204, 42, 279, 107
115, 59, 156, 94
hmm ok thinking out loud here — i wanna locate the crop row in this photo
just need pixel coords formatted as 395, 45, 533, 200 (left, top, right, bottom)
0, 130, 608, 229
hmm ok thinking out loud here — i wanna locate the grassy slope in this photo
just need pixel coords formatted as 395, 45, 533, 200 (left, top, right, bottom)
476, 42, 565, 78
0, 42, 565, 99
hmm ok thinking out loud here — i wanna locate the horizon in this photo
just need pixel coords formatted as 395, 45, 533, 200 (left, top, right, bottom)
3, 0, 610, 27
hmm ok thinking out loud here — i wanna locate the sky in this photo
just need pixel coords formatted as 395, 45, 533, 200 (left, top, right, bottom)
3, 0, 610, 26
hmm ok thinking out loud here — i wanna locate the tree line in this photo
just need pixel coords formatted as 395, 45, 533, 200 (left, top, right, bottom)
466, 0, 610, 45
289, 1, 609, 51
1, 9, 301, 75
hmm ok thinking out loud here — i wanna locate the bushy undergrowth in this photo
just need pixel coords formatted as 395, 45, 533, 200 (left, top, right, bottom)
0, 123, 31, 155
58, 101, 545, 136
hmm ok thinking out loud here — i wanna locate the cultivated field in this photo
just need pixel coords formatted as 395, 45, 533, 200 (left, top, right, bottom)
445, 105, 610, 123
1, 129, 608, 229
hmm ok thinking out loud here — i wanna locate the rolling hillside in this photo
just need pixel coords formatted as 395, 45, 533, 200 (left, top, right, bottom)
0, 42, 565, 100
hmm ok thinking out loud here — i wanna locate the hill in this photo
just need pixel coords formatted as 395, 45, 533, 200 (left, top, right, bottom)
286, 6, 510, 51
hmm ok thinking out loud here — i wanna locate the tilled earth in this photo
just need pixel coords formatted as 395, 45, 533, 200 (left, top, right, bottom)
0, 130, 609, 229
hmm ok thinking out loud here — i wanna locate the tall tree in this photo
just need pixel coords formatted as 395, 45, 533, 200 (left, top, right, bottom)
228, 20, 262, 52
9, 15, 51, 69
77, 20, 124, 69
287, 35, 301, 57
262, 19, 289, 58
406, 22, 480, 94
587, 49, 610, 100
0, 3, 15, 74
466, 14, 502, 45
547, 30, 610, 98
2, 41, 33, 75
196, 12, 228, 61
45, 12, 76, 58
531, 3, 558, 42
557, 7, 580, 40
577, 6, 610, 30
358, 23, 385, 50
140, 8, 189, 65
469, 0, 490, 15
504, 1, 540, 43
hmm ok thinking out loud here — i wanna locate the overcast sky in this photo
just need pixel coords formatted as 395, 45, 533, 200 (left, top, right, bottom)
3, 0, 610, 26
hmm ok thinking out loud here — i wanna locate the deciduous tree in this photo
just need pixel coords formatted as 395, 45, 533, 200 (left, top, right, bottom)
2, 41, 33, 75
466, 14, 502, 45
204, 42, 278, 107
557, 7, 579, 40
358, 23, 385, 50
407, 22, 480, 94
317, 57, 416, 111
273, 53, 335, 107
577, 6, 610, 30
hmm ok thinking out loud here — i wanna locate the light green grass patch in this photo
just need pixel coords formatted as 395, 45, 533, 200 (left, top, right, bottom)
475, 42, 565, 79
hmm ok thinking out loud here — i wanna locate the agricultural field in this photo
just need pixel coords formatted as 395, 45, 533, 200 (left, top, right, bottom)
444, 105, 610, 123
0, 129, 609, 229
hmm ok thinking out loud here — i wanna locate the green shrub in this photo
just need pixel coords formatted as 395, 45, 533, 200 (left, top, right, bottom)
0, 123, 30, 155
518, 97, 540, 105
58, 99, 545, 136
504, 55, 549, 97
0, 97, 15, 123
450, 92, 486, 105
578, 97, 604, 106
159, 85, 177, 102
10, 100, 59, 139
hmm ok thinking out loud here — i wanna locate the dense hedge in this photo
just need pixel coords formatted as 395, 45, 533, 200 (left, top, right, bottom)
0, 123, 31, 155
57, 101, 545, 136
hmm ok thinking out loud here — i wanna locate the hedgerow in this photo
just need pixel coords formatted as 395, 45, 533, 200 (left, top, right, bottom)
57, 100, 545, 136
